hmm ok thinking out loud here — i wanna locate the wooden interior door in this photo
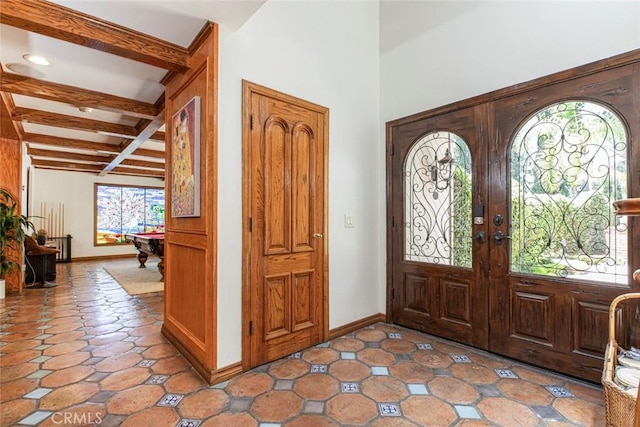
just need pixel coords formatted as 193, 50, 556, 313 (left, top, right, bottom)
243, 81, 329, 368
387, 105, 489, 349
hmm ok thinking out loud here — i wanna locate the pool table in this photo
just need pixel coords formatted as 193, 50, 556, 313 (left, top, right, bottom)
125, 232, 165, 280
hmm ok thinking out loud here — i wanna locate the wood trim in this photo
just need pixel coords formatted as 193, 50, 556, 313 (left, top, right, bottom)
31, 159, 164, 178
0, 0, 189, 72
162, 325, 242, 385
329, 313, 386, 340
72, 254, 135, 261
0, 72, 160, 120
1, 91, 22, 141
388, 47, 640, 127
160, 22, 216, 86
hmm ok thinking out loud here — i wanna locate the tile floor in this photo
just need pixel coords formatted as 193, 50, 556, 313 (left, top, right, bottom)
0, 259, 607, 426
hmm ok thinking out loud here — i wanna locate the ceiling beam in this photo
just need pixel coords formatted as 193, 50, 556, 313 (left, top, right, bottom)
28, 146, 164, 170
1, 73, 161, 120
14, 107, 138, 138
1, 91, 22, 141
0, 0, 190, 72
31, 158, 164, 178
23, 133, 165, 159
100, 114, 165, 175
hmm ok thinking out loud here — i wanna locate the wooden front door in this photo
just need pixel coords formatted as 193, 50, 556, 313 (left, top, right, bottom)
243, 81, 329, 368
388, 60, 640, 382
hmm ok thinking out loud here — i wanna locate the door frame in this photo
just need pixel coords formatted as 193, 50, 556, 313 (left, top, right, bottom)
241, 80, 330, 371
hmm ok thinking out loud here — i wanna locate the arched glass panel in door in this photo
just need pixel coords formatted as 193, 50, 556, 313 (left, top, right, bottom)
404, 132, 472, 267
510, 101, 628, 284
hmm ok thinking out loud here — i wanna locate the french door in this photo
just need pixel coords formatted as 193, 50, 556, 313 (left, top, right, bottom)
387, 59, 640, 382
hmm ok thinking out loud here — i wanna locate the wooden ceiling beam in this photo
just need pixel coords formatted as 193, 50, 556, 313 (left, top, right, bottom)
1, 91, 22, 141
132, 148, 165, 159
100, 114, 165, 175
31, 158, 164, 178
28, 147, 110, 163
24, 133, 120, 152
0, 0, 189, 72
1, 73, 160, 120
14, 107, 138, 138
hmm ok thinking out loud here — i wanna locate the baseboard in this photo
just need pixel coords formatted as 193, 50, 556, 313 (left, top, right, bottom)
329, 313, 386, 340
72, 254, 136, 261
162, 324, 243, 385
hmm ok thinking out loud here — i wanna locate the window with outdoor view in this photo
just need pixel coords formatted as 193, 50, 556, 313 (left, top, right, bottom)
94, 184, 165, 245
510, 100, 628, 284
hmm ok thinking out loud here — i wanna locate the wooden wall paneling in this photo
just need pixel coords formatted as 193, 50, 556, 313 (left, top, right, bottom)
161, 22, 219, 384
0, 137, 24, 293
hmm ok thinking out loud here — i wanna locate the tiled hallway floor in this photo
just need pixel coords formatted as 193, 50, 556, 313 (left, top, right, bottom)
1, 259, 606, 426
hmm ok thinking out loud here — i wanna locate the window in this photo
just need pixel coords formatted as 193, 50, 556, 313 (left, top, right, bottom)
510, 100, 628, 284
95, 184, 165, 245
404, 131, 472, 267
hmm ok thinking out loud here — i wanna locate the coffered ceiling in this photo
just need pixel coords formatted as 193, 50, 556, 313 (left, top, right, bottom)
0, 0, 264, 179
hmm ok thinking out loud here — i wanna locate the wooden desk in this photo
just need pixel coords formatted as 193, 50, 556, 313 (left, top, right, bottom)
124, 232, 165, 280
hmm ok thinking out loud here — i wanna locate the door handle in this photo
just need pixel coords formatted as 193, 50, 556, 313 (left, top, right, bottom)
313, 233, 323, 239
493, 230, 512, 245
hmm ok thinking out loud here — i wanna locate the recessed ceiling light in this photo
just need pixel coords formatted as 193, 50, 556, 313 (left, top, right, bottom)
5, 63, 46, 79
23, 54, 49, 66
78, 107, 93, 113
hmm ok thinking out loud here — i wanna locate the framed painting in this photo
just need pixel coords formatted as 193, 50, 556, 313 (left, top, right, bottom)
171, 96, 201, 217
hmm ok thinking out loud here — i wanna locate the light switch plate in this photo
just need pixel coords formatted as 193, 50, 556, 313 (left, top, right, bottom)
344, 214, 355, 228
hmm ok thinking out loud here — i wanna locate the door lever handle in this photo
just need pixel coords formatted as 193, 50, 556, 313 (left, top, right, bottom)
493, 230, 512, 245
313, 233, 323, 239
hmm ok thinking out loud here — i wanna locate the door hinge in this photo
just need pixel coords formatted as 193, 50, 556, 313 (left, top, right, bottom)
250, 115, 254, 130
249, 320, 253, 335
249, 217, 253, 232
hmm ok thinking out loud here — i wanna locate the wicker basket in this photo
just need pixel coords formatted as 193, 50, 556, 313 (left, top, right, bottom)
602, 292, 640, 427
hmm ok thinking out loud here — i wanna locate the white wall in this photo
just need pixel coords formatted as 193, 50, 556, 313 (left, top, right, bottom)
217, 0, 381, 367
29, 168, 163, 258
381, 1, 640, 123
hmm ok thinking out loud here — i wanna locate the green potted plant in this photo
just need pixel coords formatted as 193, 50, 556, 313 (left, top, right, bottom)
0, 187, 35, 297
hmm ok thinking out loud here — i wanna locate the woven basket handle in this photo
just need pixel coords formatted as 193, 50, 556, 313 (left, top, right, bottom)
609, 293, 640, 342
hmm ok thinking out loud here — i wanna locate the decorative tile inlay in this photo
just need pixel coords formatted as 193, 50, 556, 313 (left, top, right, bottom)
27, 370, 53, 379
341, 352, 356, 360
546, 385, 574, 397
395, 354, 412, 361
476, 384, 502, 397
128, 346, 145, 353
158, 394, 184, 407
138, 359, 156, 367
315, 342, 330, 348
388, 332, 402, 339
311, 364, 327, 373
35, 334, 53, 340
34, 344, 52, 350
365, 341, 381, 348
452, 354, 472, 363
275, 380, 294, 390
303, 400, 324, 414
29, 356, 52, 363
417, 343, 433, 350
287, 352, 302, 359
371, 367, 389, 376
259, 424, 282, 427
212, 380, 229, 389
341, 382, 360, 393
124, 336, 137, 342
379, 403, 402, 417
455, 405, 481, 419
533, 405, 564, 419
408, 384, 429, 395
433, 368, 451, 376
24, 388, 53, 399
495, 369, 518, 379
147, 375, 169, 384
176, 419, 202, 427
18, 411, 53, 426
229, 398, 252, 411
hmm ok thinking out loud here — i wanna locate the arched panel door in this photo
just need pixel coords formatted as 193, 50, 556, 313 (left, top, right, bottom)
388, 105, 489, 349
488, 65, 639, 382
